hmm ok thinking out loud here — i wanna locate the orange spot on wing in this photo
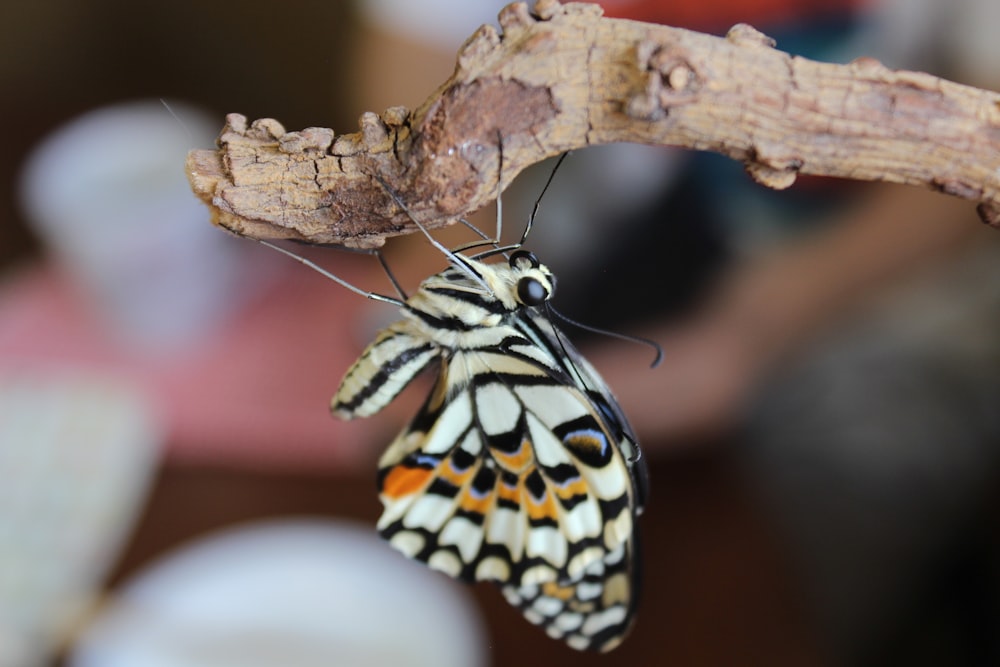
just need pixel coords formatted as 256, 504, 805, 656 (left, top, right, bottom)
497, 480, 521, 504
458, 487, 494, 515
382, 465, 434, 499
524, 487, 559, 522
551, 477, 589, 502
492, 438, 534, 473
564, 431, 608, 457
438, 459, 474, 488
541, 581, 575, 601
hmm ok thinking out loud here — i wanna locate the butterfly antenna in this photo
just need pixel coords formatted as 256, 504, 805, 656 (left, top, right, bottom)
457, 217, 495, 243
547, 305, 663, 368
160, 98, 196, 145
369, 248, 408, 300
454, 132, 509, 258
494, 133, 505, 245
473, 151, 572, 262
518, 152, 570, 248
373, 174, 492, 294
240, 234, 405, 306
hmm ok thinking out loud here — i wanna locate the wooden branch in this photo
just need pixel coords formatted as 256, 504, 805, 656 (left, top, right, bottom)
186, 0, 1000, 248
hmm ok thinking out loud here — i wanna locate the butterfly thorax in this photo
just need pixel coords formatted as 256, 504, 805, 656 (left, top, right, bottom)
398, 253, 556, 350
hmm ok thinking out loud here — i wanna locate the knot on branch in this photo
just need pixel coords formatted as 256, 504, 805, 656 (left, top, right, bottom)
330, 107, 411, 158
455, 0, 600, 79
977, 202, 1000, 229
628, 42, 701, 121
278, 127, 335, 154
744, 144, 803, 190
725, 23, 777, 49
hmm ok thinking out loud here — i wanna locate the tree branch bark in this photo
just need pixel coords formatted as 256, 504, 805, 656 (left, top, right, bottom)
186, 0, 1000, 248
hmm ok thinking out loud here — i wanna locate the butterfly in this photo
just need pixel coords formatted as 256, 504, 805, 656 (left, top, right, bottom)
251, 154, 651, 651
327, 192, 650, 650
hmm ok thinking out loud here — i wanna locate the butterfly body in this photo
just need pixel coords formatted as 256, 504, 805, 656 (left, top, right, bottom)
333, 251, 646, 652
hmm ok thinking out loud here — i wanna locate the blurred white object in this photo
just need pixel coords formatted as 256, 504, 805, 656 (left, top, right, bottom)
18, 100, 264, 353
0, 370, 161, 667
361, 0, 510, 49
68, 520, 488, 667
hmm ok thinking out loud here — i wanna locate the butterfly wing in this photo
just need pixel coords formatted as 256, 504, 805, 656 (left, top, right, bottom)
501, 534, 639, 652
524, 314, 649, 514
376, 316, 643, 651
499, 313, 645, 652
332, 321, 440, 419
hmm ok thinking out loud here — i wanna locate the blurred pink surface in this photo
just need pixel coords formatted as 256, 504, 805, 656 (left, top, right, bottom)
0, 259, 391, 472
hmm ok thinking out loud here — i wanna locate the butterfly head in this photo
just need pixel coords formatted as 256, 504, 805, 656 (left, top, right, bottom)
452, 249, 556, 311
493, 249, 556, 311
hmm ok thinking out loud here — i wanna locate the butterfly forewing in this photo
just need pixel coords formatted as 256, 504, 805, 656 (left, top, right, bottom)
333, 324, 440, 418
333, 255, 645, 652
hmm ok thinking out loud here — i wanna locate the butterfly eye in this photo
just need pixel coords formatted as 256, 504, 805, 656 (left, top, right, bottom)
509, 250, 539, 270
517, 276, 549, 306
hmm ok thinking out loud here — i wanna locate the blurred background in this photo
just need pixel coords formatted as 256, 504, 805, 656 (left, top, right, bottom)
2, 0, 999, 666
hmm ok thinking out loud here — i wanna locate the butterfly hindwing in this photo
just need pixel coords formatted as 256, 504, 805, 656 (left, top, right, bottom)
372, 311, 642, 650
503, 534, 639, 652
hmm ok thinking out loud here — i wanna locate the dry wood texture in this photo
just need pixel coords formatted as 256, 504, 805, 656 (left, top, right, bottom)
186, 0, 1000, 248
